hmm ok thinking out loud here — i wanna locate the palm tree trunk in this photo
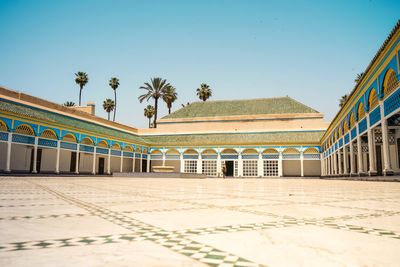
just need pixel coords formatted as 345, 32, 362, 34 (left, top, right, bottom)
168, 107, 171, 114
108, 112, 110, 121
113, 90, 117, 122
168, 103, 171, 114
79, 86, 83, 106
148, 118, 151, 128
154, 97, 158, 128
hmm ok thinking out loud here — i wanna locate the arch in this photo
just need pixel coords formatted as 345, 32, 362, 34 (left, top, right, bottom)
97, 140, 109, 148
151, 149, 162, 155
242, 148, 258, 154
40, 129, 58, 140
262, 148, 279, 154
183, 149, 198, 155
143, 149, 148, 154
349, 113, 355, 129
221, 148, 238, 154
123, 145, 133, 152
368, 89, 378, 110
303, 147, 319, 154
201, 149, 217, 155
111, 143, 121, 150
166, 148, 180, 155
357, 102, 365, 120
81, 137, 94, 146
282, 148, 300, 154
15, 124, 34, 136
62, 133, 77, 143
0, 120, 8, 132
135, 147, 142, 153
383, 68, 398, 97
343, 121, 349, 133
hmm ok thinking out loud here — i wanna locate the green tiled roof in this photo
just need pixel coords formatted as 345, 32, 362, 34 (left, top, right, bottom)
0, 99, 147, 144
162, 97, 319, 119
144, 131, 325, 146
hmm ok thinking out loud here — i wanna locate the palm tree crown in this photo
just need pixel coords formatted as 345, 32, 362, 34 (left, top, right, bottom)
162, 86, 178, 114
144, 105, 155, 128
63, 101, 75, 107
354, 72, 364, 83
139, 77, 171, 128
339, 94, 348, 108
75, 72, 89, 106
196, 83, 212, 101
103, 98, 115, 121
109, 77, 120, 122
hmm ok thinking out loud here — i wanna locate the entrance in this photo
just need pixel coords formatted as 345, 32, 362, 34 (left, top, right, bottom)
30, 148, 42, 173
142, 159, 147, 172
376, 145, 382, 175
98, 158, 105, 174
70, 152, 77, 172
225, 161, 234, 177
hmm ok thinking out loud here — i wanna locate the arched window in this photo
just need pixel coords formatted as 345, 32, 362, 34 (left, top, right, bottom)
40, 129, 57, 140
202, 149, 217, 155
349, 113, 355, 128
97, 140, 108, 148
262, 148, 278, 154
242, 148, 258, 155
282, 148, 300, 155
357, 103, 365, 119
368, 89, 378, 110
111, 143, 121, 150
123, 145, 133, 152
0, 120, 8, 132
15, 124, 34, 136
62, 133, 77, 143
343, 121, 349, 133
151, 149, 162, 155
303, 148, 319, 154
166, 148, 180, 155
383, 68, 398, 97
81, 137, 94, 146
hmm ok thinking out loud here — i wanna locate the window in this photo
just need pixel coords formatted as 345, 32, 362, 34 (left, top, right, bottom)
202, 160, 217, 176
243, 160, 258, 177
184, 160, 197, 173
263, 160, 278, 177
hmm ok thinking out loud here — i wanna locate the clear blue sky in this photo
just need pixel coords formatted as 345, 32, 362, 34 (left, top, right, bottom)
0, 0, 399, 128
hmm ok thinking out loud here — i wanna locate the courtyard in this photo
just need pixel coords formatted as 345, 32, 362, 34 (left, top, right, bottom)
0, 177, 399, 266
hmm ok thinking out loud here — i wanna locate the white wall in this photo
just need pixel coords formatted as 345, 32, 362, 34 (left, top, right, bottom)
135, 159, 141, 172
10, 144, 31, 172
40, 148, 57, 172
79, 153, 93, 173
283, 160, 301, 176
60, 150, 72, 172
303, 161, 321, 176
110, 156, 121, 173
122, 158, 132, 172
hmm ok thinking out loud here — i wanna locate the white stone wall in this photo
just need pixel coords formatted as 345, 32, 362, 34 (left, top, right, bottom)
0, 142, 7, 170
282, 160, 301, 176
40, 148, 56, 172
10, 144, 31, 172
79, 153, 93, 173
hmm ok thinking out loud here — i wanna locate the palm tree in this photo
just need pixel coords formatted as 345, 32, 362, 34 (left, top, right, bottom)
354, 72, 364, 83
144, 105, 155, 128
103, 98, 115, 121
339, 94, 348, 108
196, 83, 212, 101
162, 86, 178, 114
109, 77, 120, 122
63, 101, 75, 107
75, 72, 89, 106
139, 77, 171, 128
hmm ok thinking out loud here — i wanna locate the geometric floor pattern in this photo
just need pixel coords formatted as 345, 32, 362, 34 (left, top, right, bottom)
1, 177, 400, 266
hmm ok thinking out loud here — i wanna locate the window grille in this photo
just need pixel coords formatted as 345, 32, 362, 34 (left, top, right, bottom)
242, 160, 258, 177
184, 160, 197, 173
40, 129, 57, 140
15, 125, 34, 136
0, 121, 7, 132
202, 160, 217, 176
384, 69, 398, 97
263, 160, 278, 177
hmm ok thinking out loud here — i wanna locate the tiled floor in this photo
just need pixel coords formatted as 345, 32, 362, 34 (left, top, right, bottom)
0, 177, 400, 266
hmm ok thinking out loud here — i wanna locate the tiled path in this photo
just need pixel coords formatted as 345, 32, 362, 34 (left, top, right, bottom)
1, 177, 400, 266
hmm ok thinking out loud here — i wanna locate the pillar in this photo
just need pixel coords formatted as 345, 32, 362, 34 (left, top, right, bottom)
238, 152, 243, 177
338, 148, 342, 175
75, 144, 80, 174
120, 152, 123, 173
5, 132, 12, 173
217, 152, 222, 177
367, 126, 377, 175
196, 153, 202, 174
180, 153, 184, 173
381, 118, 393, 175
333, 151, 338, 175
278, 151, 283, 177
107, 149, 111, 174
146, 155, 150, 173
162, 152, 166, 167
357, 134, 365, 175
32, 136, 38, 174
350, 141, 356, 175
343, 145, 348, 175
300, 151, 304, 177
132, 154, 135, 173
257, 152, 263, 177
140, 157, 143, 173
55, 140, 61, 174
92, 147, 96, 175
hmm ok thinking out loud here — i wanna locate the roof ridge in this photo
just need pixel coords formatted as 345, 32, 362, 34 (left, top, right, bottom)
189, 96, 290, 104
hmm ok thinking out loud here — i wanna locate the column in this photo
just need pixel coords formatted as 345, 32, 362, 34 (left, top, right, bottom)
140, 157, 143, 173
196, 153, 202, 174
180, 152, 184, 173
338, 148, 342, 175
357, 134, 365, 175
238, 152, 243, 177
5, 132, 12, 173
300, 151, 304, 177
162, 152, 166, 166
343, 145, 348, 175
381, 118, 393, 175
216, 152, 221, 177
120, 152, 123, 172
350, 141, 356, 175
92, 147, 96, 175
333, 151, 338, 175
32, 136, 38, 174
257, 152, 263, 177
367, 125, 377, 175
107, 149, 111, 174
278, 151, 283, 177
75, 144, 80, 174
132, 154, 135, 173
55, 140, 61, 174
146, 154, 150, 173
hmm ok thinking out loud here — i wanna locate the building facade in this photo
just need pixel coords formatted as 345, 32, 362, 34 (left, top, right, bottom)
1, 20, 399, 178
